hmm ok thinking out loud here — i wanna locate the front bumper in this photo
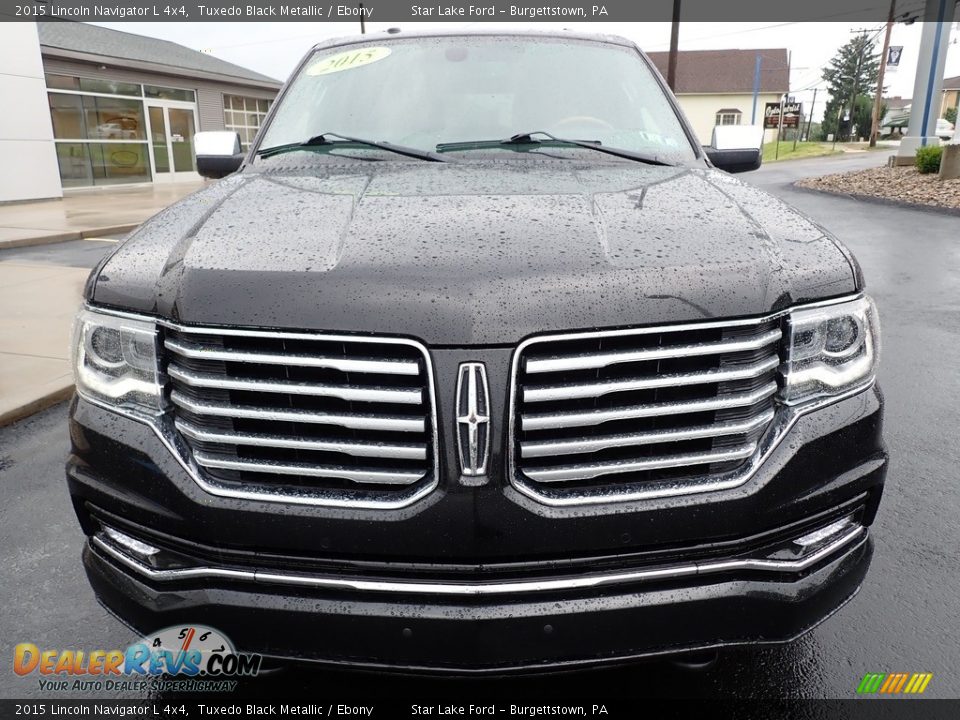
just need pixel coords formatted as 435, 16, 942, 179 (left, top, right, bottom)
67, 380, 887, 672
83, 523, 872, 673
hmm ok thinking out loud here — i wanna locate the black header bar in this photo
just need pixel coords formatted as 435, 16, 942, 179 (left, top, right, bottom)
3, 0, 955, 23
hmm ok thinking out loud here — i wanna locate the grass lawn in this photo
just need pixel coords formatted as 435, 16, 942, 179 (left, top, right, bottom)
762, 141, 843, 163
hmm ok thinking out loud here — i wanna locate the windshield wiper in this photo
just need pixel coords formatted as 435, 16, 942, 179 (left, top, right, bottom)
257, 132, 452, 162
437, 131, 674, 166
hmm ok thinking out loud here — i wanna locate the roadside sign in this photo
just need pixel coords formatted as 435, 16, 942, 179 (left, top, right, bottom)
887, 46, 903, 72
764, 101, 803, 129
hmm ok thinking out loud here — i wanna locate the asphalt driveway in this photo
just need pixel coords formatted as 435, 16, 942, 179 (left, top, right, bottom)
1, 152, 958, 701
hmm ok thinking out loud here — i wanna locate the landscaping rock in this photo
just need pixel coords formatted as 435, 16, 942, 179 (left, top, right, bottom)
796, 165, 960, 211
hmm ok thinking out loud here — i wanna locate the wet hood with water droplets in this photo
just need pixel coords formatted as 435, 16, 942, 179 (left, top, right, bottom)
90, 161, 859, 345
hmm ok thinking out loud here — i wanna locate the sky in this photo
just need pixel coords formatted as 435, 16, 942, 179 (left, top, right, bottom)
93, 20, 960, 122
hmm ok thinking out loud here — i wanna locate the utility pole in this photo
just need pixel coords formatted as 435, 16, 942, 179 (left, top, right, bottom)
870, 0, 896, 147
359, 3, 366, 33
804, 87, 819, 142
775, 93, 786, 159
776, 51, 790, 159
832, 104, 843, 150
751, 53, 762, 124
667, 0, 681, 91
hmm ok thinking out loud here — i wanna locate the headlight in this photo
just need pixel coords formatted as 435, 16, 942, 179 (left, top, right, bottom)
780, 296, 879, 405
72, 308, 162, 415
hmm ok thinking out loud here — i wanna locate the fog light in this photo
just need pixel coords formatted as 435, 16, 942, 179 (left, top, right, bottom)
103, 526, 160, 560
793, 515, 858, 550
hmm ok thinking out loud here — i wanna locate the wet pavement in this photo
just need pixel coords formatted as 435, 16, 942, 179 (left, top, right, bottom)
1, 153, 958, 700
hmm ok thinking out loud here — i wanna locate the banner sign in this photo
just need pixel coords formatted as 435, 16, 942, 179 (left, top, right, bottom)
886, 46, 904, 72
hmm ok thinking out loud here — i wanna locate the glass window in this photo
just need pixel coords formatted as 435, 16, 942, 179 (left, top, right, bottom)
144, 85, 196, 102
49, 90, 151, 187
49, 93, 146, 141
78, 77, 142, 96
259, 37, 697, 162
83, 96, 146, 141
55, 141, 151, 187
45, 74, 80, 91
223, 94, 273, 150
54, 143, 92, 187
47, 74, 141, 95
49, 93, 87, 139
88, 143, 151, 184
716, 111, 742, 126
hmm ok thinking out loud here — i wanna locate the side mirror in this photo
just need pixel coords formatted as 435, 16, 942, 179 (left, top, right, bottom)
195, 131, 243, 179
704, 124, 764, 174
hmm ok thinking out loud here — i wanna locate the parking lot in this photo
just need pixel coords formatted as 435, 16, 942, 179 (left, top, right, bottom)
1, 152, 958, 700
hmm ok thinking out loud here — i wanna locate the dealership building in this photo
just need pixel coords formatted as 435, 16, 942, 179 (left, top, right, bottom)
0, 21, 282, 203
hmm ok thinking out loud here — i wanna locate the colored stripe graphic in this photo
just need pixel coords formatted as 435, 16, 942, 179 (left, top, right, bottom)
880, 674, 898, 693
913, 673, 933, 694
893, 674, 909, 693
857, 673, 885, 694
858, 672, 932, 695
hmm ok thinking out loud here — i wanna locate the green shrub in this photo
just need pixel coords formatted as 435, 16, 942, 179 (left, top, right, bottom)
915, 146, 943, 174
945, 106, 957, 126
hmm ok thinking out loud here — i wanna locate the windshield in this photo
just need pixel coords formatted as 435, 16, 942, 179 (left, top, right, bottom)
257, 36, 697, 163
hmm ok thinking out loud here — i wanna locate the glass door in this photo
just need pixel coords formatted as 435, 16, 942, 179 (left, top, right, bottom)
148, 106, 170, 174
168, 108, 196, 174
146, 102, 199, 182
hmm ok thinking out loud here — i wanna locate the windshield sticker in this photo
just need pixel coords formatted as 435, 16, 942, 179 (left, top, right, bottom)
307, 47, 392, 76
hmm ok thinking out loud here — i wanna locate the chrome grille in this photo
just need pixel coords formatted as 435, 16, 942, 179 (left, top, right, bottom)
511, 318, 783, 501
162, 325, 437, 506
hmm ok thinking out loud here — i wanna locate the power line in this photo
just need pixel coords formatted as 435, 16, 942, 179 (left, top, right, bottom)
199, 32, 324, 53
645, 21, 803, 50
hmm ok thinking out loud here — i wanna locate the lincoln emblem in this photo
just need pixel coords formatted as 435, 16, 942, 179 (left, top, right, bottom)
456, 363, 490, 476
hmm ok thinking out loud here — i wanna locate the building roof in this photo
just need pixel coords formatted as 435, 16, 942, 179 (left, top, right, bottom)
944, 76, 960, 90
884, 96, 912, 110
37, 21, 282, 89
647, 49, 789, 95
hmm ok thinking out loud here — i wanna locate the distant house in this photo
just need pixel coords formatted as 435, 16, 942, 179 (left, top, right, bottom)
647, 48, 790, 145
943, 76, 960, 117
882, 93, 956, 139
881, 97, 912, 131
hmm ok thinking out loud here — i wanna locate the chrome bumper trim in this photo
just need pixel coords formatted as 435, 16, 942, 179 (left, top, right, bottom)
91, 524, 867, 597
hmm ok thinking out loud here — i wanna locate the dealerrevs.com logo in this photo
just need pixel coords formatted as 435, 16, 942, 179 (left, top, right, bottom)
13, 625, 261, 693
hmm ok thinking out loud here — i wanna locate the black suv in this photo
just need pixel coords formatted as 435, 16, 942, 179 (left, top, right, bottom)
67, 30, 886, 673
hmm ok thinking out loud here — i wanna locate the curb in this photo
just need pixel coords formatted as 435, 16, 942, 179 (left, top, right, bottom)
0, 383, 74, 429
790, 182, 960, 217
0, 223, 138, 251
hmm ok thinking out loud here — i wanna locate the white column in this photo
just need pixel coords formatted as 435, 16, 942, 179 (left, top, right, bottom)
897, 0, 957, 159
0, 21, 62, 202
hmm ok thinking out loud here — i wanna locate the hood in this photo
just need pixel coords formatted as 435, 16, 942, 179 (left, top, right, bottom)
91, 161, 858, 345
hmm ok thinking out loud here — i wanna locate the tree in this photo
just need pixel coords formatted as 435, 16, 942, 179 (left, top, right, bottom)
852, 96, 885, 141
820, 34, 881, 141
946, 106, 958, 126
